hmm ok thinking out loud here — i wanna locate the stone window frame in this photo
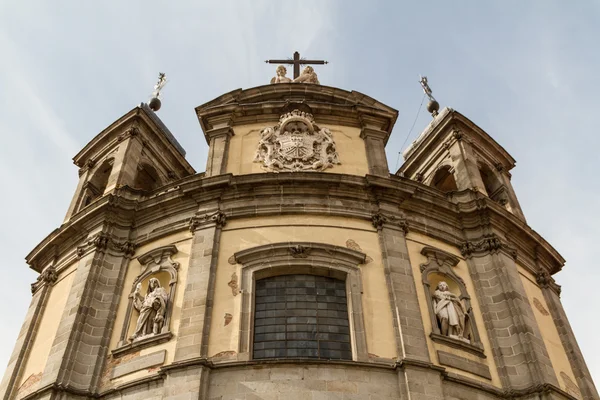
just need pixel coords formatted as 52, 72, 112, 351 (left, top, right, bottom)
419, 246, 486, 357
113, 245, 179, 357
233, 242, 369, 362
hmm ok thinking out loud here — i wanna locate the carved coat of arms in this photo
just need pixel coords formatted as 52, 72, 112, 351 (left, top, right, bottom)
254, 110, 340, 172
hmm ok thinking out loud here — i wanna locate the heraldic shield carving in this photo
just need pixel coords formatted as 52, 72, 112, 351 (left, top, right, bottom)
254, 109, 341, 172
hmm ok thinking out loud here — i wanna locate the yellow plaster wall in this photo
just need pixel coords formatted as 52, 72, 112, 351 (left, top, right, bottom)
208, 215, 397, 360
226, 123, 369, 176
17, 262, 77, 388
405, 232, 502, 388
518, 267, 579, 397
105, 231, 192, 383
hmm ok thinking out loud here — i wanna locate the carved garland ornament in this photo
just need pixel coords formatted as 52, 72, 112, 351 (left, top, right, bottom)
253, 110, 340, 172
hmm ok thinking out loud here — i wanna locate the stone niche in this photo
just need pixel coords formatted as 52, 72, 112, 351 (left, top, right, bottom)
419, 246, 485, 357
113, 245, 179, 357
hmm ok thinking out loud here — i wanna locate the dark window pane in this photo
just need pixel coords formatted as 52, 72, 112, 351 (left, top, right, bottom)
253, 274, 351, 360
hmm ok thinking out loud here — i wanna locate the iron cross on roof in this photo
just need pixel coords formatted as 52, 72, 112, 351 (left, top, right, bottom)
265, 51, 328, 79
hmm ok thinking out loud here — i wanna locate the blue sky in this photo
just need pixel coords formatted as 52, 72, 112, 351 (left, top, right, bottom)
1, 0, 599, 386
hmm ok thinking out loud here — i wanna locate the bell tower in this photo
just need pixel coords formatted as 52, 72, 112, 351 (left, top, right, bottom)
63, 103, 195, 222
398, 107, 526, 221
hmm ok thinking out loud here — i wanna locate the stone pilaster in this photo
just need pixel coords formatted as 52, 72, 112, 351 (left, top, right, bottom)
397, 363, 446, 400
0, 282, 51, 399
173, 210, 225, 361
205, 127, 233, 177
461, 236, 559, 390
161, 365, 210, 400
537, 271, 599, 400
38, 228, 135, 393
373, 213, 430, 362
360, 128, 389, 177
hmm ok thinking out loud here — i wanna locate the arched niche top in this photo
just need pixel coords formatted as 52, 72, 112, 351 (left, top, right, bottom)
137, 244, 179, 284
420, 246, 460, 269
233, 242, 367, 271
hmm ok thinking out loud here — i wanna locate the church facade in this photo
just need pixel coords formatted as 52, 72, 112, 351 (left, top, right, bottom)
1, 77, 597, 400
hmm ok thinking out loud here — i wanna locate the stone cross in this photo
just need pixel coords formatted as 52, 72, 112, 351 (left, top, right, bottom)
265, 51, 328, 79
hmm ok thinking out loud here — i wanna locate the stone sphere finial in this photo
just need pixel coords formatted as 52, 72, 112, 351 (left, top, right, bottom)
427, 99, 440, 117
148, 97, 162, 112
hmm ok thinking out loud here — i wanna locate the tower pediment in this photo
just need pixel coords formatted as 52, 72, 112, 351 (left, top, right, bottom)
195, 83, 398, 144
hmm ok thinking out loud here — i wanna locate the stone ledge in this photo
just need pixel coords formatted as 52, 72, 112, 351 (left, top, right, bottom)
430, 333, 486, 358
112, 332, 172, 358
437, 350, 491, 380
111, 350, 166, 379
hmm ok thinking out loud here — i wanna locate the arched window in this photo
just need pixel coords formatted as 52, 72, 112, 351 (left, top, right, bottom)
233, 242, 367, 361
479, 164, 508, 206
79, 159, 113, 210
133, 163, 162, 192
431, 166, 458, 192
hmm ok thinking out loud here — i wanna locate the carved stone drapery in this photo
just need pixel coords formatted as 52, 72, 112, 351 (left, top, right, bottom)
419, 246, 484, 356
253, 109, 340, 172
189, 210, 227, 232
115, 245, 179, 353
460, 233, 516, 260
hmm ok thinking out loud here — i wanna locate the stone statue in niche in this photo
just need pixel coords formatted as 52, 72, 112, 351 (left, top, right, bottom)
270, 65, 293, 84
129, 278, 169, 342
433, 281, 471, 343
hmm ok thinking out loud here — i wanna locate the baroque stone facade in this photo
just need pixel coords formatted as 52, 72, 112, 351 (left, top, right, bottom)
1, 83, 597, 400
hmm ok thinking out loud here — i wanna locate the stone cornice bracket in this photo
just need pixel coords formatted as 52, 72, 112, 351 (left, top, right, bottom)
371, 212, 409, 234
30, 265, 58, 294
460, 234, 517, 260
77, 158, 96, 176
535, 270, 562, 296
189, 210, 227, 232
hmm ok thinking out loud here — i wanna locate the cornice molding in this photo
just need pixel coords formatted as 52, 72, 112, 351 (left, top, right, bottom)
26, 173, 563, 277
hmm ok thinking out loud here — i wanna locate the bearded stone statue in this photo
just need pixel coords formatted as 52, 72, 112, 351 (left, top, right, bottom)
129, 277, 169, 341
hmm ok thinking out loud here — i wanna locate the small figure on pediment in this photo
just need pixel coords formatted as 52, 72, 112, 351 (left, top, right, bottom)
433, 281, 470, 343
293, 66, 320, 84
270, 65, 292, 84
129, 278, 168, 341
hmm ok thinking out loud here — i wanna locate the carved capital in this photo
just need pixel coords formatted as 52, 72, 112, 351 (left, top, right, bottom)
189, 210, 227, 232
113, 240, 137, 257
31, 265, 58, 293
460, 234, 517, 259
117, 126, 140, 142
372, 213, 409, 233
415, 172, 424, 182
535, 270, 562, 295
289, 244, 311, 258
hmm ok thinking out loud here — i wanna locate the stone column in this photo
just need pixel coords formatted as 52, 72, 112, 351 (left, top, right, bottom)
0, 270, 55, 400
205, 127, 234, 177
537, 271, 599, 400
461, 236, 559, 390
161, 365, 210, 400
359, 113, 390, 177
173, 210, 225, 361
38, 227, 134, 394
